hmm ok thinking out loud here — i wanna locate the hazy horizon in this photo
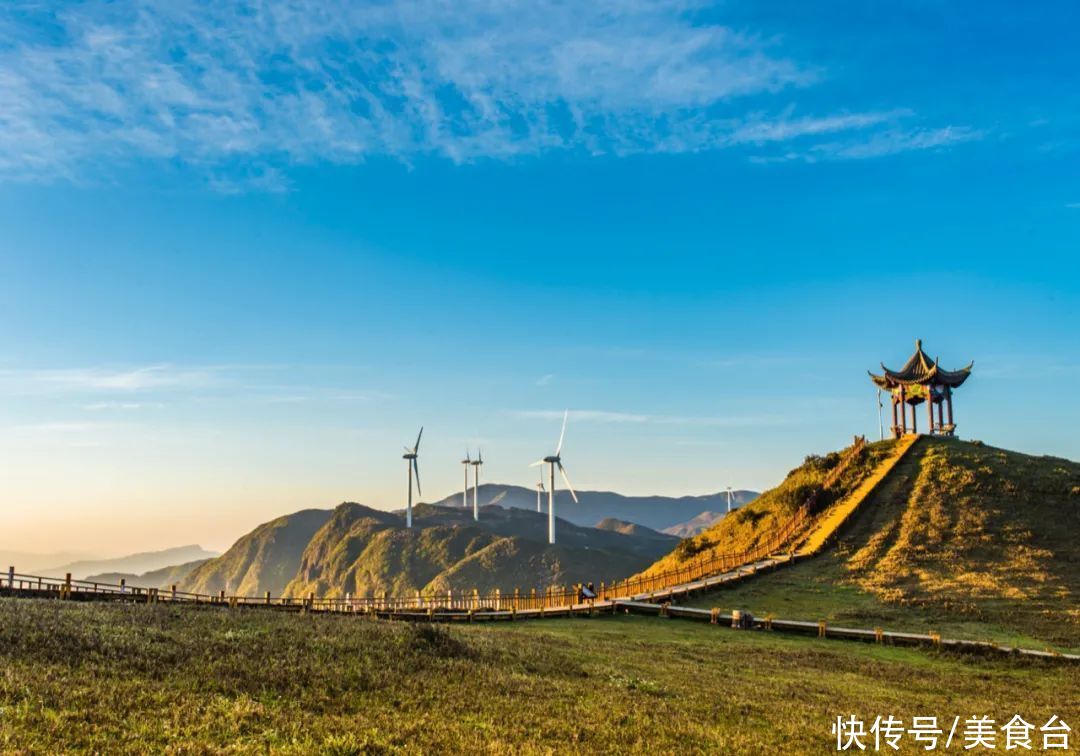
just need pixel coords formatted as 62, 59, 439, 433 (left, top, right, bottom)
1, 2, 1077, 555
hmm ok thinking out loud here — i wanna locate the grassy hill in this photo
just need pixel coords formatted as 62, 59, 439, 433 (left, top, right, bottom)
671, 436, 1080, 649
284, 503, 679, 598
86, 558, 211, 588
2, 600, 1076, 753
180, 509, 332, 597
429, 483, 757, 530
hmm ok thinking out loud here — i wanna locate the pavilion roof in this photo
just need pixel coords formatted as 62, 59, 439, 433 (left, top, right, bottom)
869, 339, 973, 389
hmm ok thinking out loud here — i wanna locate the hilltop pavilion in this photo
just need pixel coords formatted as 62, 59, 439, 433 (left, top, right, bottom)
869, 339, 973, 438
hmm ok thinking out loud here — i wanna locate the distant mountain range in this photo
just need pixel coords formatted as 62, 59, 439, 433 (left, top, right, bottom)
179, 502, 679, 598
86, 558, 212, 589
428, 484, 756, 532
13, 484, 754, 597
35, 545, 219, 581
0, 549, 98, 574
662, 510, 728, 538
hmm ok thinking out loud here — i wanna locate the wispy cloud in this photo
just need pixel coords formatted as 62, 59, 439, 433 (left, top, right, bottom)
510, 409, 788, 427
753, 125, 983, 163
0, 364, 220, 394
535, 374, 554, 387
4, 421, 116, 448
82, 401, 165, 411
0, 1, 977, 186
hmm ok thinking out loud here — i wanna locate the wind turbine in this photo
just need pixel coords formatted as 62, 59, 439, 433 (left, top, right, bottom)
470, 448, 484, 521
726, 486, 734, 514
536, 469, 545, 513
402, 427, 422, 529
461, 450, 471, 509
530, 410, 578, 545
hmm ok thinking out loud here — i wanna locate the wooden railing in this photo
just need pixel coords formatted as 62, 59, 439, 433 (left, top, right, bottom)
1, 438, 869, 615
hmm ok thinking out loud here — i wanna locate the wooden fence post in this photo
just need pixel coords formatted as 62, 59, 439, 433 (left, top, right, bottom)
6, 566, 13, 592
119, 578, 127, 596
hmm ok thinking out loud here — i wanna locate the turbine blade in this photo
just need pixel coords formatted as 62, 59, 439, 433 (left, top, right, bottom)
558, 461, 578, 503
412, 458, 421, 497
529, 459, 546, 467
556, 409, 568, 455
414, 426, 423, 452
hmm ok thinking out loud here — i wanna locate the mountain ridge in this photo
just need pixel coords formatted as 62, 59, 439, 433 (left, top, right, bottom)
428, 483, 756, 531
37, 545, 218, 581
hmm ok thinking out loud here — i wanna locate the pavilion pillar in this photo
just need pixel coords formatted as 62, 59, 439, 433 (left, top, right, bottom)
910, 399, 917, 434
891, 395, 899, 438
946, 387, 954, 432
937, 394, 944, 431
900, 387, 908, 435
926, 387, 935, 434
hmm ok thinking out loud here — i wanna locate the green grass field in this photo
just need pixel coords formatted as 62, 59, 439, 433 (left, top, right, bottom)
679, 556, 1079, 655
1, 600, 1076, 754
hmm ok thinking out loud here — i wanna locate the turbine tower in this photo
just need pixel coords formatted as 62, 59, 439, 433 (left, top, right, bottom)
461, 449, 471, 509
470, 448, 483, 521
530, 410, 578, 545
726, 486, 734, 514
402, 427, 422, 529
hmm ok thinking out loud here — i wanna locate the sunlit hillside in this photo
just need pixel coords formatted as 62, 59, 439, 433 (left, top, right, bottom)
283, 503, 678, 598
641, 437, 899, 576
665, 437, 1080, 648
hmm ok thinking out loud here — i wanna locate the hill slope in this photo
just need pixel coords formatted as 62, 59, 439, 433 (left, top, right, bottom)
428, 484, 756, 531
284, 503, 679, 598
666, 436, 1080, 648
836, 437, 1079, 643
179, 509, 333, 597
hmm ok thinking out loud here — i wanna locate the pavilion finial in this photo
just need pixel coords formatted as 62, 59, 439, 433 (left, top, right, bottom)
915, 338, 922, 350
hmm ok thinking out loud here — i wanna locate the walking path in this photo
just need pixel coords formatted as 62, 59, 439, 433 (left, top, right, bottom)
795, 434, 920, 556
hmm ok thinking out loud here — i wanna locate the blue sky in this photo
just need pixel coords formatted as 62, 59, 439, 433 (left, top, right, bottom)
0, 1, 1077, 555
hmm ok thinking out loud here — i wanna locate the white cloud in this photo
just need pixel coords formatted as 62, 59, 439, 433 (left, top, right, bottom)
82, 401, 165, 411
510, 409, 787, 427
0, 0, 978, 185
535, 374, 554, 387
754, 125, 983, 163
5, 364, 220, 393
